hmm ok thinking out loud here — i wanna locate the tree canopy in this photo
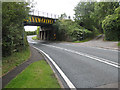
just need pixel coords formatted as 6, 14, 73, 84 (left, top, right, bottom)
74, 2, 119, 33
2, 2, 30, 56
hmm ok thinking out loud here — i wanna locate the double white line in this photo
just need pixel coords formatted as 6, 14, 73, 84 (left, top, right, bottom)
42, 44, 120, 69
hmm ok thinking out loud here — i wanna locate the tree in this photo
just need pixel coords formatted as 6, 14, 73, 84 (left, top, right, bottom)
74, 2, 95, 31
2, 2, 30, 56
74, 2, 119, 34
102, 6, 120, 41
91, 2, 119, 33
59, 13, 67, 20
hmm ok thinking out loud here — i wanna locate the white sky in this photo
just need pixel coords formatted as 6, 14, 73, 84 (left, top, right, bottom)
24, 0, 80, 31
33, 0, 80, 18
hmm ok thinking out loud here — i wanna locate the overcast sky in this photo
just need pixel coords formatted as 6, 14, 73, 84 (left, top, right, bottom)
24, 0, 80, 31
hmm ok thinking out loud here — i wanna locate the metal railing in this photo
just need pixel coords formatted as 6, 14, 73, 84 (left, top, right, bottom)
29, 9, 59, 19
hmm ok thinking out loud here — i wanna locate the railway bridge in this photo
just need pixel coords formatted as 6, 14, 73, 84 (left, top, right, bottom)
24, 11, 58, 40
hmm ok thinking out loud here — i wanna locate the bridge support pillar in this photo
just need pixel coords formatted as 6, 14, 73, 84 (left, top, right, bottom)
41, 31, 43, 40
39, 31, 41, 40
42, 31, 44, 40
39, 29, 52, 40
47, 30, 49, 40
44, 31, 46, 40
40, 31, 43, 40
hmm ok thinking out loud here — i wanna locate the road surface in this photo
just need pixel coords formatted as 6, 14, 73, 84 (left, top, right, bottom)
27, 35, 119, 88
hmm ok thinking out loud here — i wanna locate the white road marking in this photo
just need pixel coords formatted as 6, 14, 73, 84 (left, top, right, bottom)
59, 43, 119, 52
42, 44, 120, 68
32, 46, 76, 89
28, 41, 37, 44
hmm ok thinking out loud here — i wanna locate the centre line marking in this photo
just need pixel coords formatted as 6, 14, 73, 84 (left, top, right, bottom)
42, 44, 120, 68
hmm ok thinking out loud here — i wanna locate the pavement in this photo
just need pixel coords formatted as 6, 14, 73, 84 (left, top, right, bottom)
2, 46, 44, 88
73, 35, 118, 50
27, 35, 119, 89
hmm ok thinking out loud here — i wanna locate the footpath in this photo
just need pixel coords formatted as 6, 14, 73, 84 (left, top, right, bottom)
73, 35, 119, 50
2, 46, 44, 88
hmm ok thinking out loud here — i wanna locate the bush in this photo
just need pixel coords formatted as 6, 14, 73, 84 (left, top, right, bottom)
26, 31, 36, 35
114, 6, 120, 14
102, 13, 120, 41
53, 19, 94, 41
83, 29, 93, 39
71, 29, 93, 41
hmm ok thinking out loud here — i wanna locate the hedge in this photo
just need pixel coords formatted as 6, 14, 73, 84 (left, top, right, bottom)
102, 7, 120, 41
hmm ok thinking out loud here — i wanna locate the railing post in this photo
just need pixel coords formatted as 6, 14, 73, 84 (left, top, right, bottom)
47, 13, 48, 17
51, 14, 52, 18
38, 11, 39, 16
43, 12, 44, 17
33, 10, 34, 15
54, 15, 56, 19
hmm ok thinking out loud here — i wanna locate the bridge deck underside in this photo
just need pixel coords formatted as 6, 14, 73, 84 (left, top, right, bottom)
24, 23, 52, 27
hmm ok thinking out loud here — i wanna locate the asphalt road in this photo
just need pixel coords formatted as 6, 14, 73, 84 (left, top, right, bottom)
27, 35, 119, 88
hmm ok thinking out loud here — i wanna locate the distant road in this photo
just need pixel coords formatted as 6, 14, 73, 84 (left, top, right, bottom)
27, 35, 119, 88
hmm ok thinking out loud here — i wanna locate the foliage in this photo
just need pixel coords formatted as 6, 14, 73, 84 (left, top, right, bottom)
73, 38, 92, 43
102, 7, 120, 41
59, 13, 67, 20
32, 36, 39, 40
74, 2, 95, 31
118, 42, 120, 47
26, 31, 36, 35
74, 2, 119, 34
114, 6, 120, 14
5, 60, 60, 88
2, 47, 30, 75
53, 19, 93, 41
35, 26, 40, 39
36, 26, 40, 35
92, 2, 119, 33
2, 2, 30, 56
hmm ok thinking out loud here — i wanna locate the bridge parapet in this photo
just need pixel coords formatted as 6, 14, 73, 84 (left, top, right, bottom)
29, 9, 59, 19
24, 15, 57, 26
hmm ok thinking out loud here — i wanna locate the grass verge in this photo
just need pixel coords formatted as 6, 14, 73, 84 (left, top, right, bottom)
5, 60, 60, 88
32, 36, 39, 40
73, 38, 92, 43
118, 42, 120, 47
2, 47, 31, 75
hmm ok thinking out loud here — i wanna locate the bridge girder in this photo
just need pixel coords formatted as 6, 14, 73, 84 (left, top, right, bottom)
24, 15, 57, 26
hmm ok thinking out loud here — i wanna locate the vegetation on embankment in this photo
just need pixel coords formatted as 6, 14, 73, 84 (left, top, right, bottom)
73, 38, 92, 43
32, 36, 39, 40
5, 60, 60, 88
74, 2, 120, 41
2, 47, 30, 75
102, 6, 120, 41
2, 2, 31, 75
2, 2, 30, 57
118, 42, 120, 47
53, 18, 94, 42
26, 31, 36, 35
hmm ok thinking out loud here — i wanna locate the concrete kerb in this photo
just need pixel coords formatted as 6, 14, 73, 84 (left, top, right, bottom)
32, 46, 65, 89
